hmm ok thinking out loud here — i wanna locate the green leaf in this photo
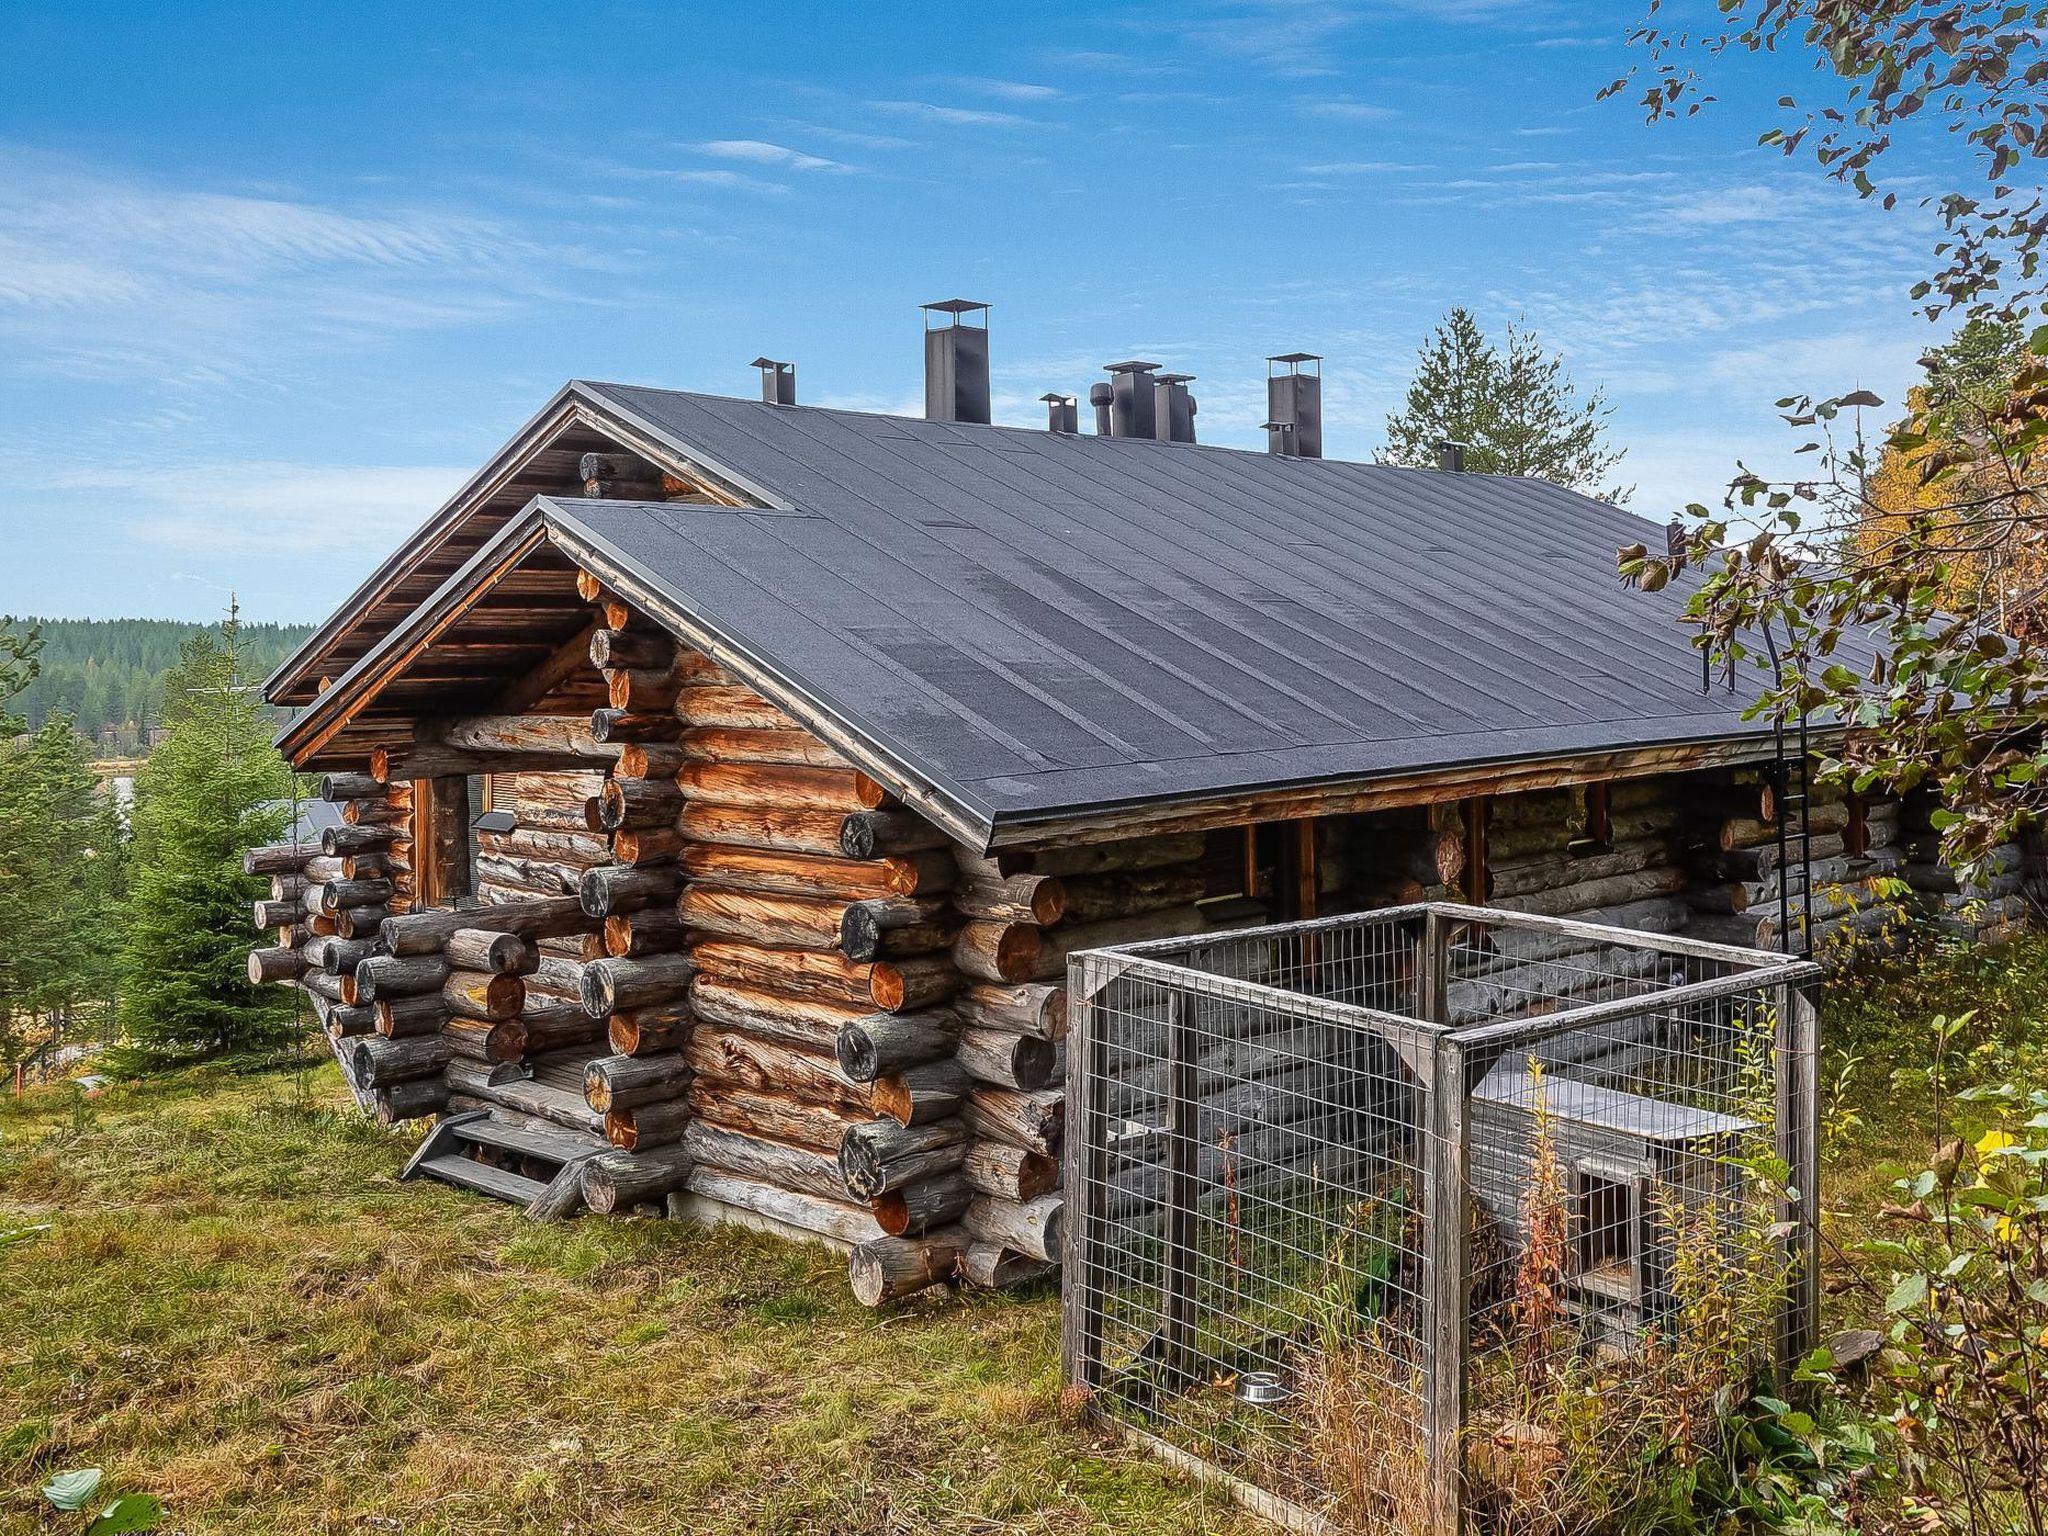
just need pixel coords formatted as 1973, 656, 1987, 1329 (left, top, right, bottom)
44, 1469, 103, 1512
86, 1495, 163, 1535
1885, 1273, 1928, 1313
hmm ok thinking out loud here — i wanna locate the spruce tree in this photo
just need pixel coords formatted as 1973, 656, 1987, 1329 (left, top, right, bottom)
115, 609, 300, 1069
1380, 308, 1630, 500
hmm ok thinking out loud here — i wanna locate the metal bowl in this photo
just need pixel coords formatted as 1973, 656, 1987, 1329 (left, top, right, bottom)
1235, 1370, 1292, 1407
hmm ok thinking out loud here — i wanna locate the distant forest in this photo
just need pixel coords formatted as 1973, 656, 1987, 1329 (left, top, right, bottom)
12, 618, 314, 756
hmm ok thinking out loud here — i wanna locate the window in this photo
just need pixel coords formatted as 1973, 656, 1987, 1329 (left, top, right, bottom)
1573, 1158, 1652, 1306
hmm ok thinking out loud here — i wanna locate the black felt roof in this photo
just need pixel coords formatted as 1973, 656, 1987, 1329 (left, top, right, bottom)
511, 381, 1824, 841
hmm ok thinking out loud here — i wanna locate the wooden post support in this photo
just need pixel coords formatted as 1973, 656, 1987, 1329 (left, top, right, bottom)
1060, 953, 1108, 1395
1161, 987, 1198, 1385
1778, 974, 1822, 1378
425, 775, 471, 905
1421, 1028, 1469, 1536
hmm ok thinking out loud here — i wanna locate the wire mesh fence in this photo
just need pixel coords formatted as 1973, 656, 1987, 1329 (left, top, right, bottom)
1062, 903, 1820, 1536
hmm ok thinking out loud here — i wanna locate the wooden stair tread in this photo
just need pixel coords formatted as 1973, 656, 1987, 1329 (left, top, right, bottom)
418, 1153, 550, 1206
456, 1116, 603, 1164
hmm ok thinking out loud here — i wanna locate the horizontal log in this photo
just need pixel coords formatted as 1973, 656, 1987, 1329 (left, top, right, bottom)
342, 798, 408, 827
489, 1008, 606, 1061
244, 843, 315, 876
581, 952, 698, 1016
962, 1086, 1062, 1157
673, 684, 795, 730
1496, 867, 1685, 919
588, 627, 677, 672
352, 953, 450, 1003
1719, 799, 1852, 851
599, 775, 686, 831
585, 1051, 692, 1114
688, 1081, 865, 1152
838, 1118, 969, 1199
681, 1164, 875, 1246
247, 945, 307, 985
579, 863, 678, 920
589, 707, 683, 744
688, 940, 955, 1014
677, 843, 947, 902
309, 878, 393, 914
608, 1003, 692, 1056
349, 1034, 452, 1088
616, 741, 689, 780
1055, 867, 1206, 926
442, 969, 525, 1021
611, 827, 684, 867
375, 992, 449, 1037
323, 1002, 378, 1039
834, 1010, 960, 1082
872, 1171, 972, 1238
995, 832, 1208, 879
445, 929, 538, 975
686, 977, 867, 1053
872, 1060, 972, 1127
334, 904, 391, 940
956, 1027, 1056, 1092
849, 1228, 968, 1306
372, 1077, 448, 1126
961, 1141, 1058, 1202
682, 1119, 847, 1202
380, 895, 593, 956
679, 725, 847, 769
959, 1242, 1053, 1291
607, 667, 681, 714
1031, 907, 1208, 981
321, 825, 393, 856
952, 872, 1065, 926
685, 1025, 868, 1111
954, 983, 1066, 1041
474, 853, 579, 897
582, 1146, 694, 1214
320, 771, 383, 802
603, 906, 689, 958
962, 1194, 1062, 1263
952, 921, 1042, 984
677, 760, 894, 815
678, 884, 859, 954
605, 1098, 690, 1151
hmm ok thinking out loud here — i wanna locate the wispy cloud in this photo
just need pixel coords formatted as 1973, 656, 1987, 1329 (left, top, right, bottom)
870, 99, 1034, 127
696, 139, 852, 172
1302, 159, 1421, 175
785, 121, 918, 150
942, 76, 1064, 101
1296, 95, 1398, 120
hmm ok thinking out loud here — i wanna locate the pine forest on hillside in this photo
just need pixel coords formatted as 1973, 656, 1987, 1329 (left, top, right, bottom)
9, 617, 313, 756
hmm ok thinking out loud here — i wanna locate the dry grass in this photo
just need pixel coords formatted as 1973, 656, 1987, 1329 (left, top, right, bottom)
0, 1059, 1260, 1536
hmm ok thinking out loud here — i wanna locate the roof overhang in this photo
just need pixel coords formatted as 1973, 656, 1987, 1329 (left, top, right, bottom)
263, 382, 795, 708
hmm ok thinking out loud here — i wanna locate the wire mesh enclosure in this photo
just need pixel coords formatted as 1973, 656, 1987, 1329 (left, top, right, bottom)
1062, 903, 1820, 1536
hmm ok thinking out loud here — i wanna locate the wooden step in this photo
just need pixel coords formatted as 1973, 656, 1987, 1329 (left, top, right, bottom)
455, 1117, 603, 1166
417, 1153, 550, 1206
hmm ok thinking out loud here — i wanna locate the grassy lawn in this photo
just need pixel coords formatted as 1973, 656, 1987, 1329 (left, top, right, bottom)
0, 1061, 1257, 1536
4, 932, 2041, 1536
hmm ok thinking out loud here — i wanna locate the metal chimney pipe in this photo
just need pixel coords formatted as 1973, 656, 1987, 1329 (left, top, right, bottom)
1040, 393, 1078, 434
1265, 353, 1322, 457
921, 300, 992, 425
1152, 374, 1197, 444
751, 357, 795, 406
1438, 440, 1468, 473
1103, 361, 1160, 439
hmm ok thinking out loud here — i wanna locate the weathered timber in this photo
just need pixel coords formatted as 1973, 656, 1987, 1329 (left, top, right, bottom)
962, 1194, 1062, 1263
375, 992, 449, 1037
961, 1140, 1059, 1202
849, 1229, 968, 1306
319, 771, 383, 802
681, 1165, 875, 1246
602, 907, 689, 958
334, 905, 391, 940
580, 952, 698, 1016
1720, 799, 1852, 851
951, 872, 1066, 925
579, 863, 677, 919
872, 1060, 972, 1126
582, 1146, 694, 1214
999, 833, 1207, 879
689, 939, 954, 1013
598, 776, 685, 831
955, 983, 1067, 1040
373, 1077, 449, 1127
589, 707, 682, 744
342, 799, 408, 827
607, 667, 682, 714
677, 760, 894, 814
611, 827, 684, 866
673, 684, 795, 730
873, 1172, 973, 1237
606, 1099, 691, 1151
442, 969, 525, 1021
322, 825, 394, 856
677, 884, 863, 954
688, 1081, 863, 1151
962, 1086, 1063, 1157
959, 1243, 1052, 1291
349, 1034, 453, 1088
244, 843, 315, 876
615, 742, 689, 780
445, 929, 539, 975
838, 1118, 970, 1199
247, 945, 307, 985
323, 1004, 378, 1039
686, 978, 865, 1054
608, 1004, 692, 1056
489, 1010, 606, 1061
584, 1052, 692, 1114
679, 725, 848, 769
952, 921, 1042, 984
310, 877, 394, 913
676, 843, 947, 901
474, 853, 579, 897
352, 954, 450, 1003
956, 1027, 1056, 1092
588, 627, 678, 672
834, 1011, 961, 1083
685, 1026, 868, 1110
840, 896, 954, 962
675, 802, 939, 860
838, 811, 949, 859
682, 1120, 848, 1202
1057, 868, 1208, 926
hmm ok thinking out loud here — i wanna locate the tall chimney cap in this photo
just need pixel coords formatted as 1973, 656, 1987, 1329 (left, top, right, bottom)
1038, 391, 1076, 404
921, 298, 990, 326
749, 355, 787, 369
1268, 351, 1322, 369
1105, 359, 1161, 374
1154, 371, 1196, 384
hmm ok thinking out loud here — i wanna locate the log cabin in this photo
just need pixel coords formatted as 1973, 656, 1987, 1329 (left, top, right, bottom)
245, 300, 2022, 1303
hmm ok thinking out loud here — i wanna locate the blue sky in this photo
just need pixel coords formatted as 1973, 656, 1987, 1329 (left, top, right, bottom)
0, 2, 1943, 622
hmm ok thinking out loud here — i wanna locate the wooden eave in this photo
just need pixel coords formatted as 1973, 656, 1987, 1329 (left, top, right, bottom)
263, 383, 789, 709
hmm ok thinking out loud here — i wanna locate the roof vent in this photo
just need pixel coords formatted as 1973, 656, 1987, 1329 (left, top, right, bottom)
1438, 439, 1468, 473
921, 299, 991, 425
1266, 353, 1322, 458
1153, 373, 1197, 444
1103, 360, 1160, 439
1088, 382, 1114, 436
751, 356, 796, 406
1040, 392, 1078, 434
